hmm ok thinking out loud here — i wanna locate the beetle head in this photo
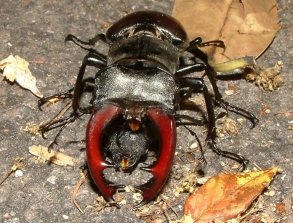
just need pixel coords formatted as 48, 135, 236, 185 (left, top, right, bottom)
87, 104, 176, 207
109, 130, 149, 172
123, 105, 146, 132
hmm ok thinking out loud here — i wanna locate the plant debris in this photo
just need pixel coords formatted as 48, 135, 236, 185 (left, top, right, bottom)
216, 117, 241, 138
0, 54, 43, 97
259, 105, 271, 117
245, 61, 284, 91
72, 172, 88, 214
174, 173, 198, 196
25, 101, 73, 135
29, 145, 76, 166
0, 158, 27, 186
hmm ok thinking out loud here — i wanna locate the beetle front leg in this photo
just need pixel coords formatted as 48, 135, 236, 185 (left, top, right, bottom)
65, 34, 108, 51
38, 88, 74, 109
38, 49, 107, 150
187, 37, 225, 51
72, 50, 107, 114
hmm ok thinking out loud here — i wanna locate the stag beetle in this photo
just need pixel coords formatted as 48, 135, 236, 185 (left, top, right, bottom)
39, 11, 258, 208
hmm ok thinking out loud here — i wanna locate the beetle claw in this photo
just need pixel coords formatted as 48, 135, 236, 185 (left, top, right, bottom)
134, 178, 155, 208
132, 109, 177, 208
109, 183, 126, 189
103, 183, 126, 208
133, 164, 170, 208
87, 104, 125, 205
89, 164, 127, 207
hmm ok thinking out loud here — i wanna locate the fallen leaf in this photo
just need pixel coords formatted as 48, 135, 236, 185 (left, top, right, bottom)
0, 54, 43, 97
183, 167, 278, 223
29, 145, 76, 166
172, 0, 280, 64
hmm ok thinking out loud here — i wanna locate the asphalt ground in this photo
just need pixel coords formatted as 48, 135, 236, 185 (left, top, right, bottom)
0, 0, 292, 222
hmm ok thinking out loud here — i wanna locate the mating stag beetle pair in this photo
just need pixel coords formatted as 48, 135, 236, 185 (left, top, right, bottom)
39, 11, 258, 208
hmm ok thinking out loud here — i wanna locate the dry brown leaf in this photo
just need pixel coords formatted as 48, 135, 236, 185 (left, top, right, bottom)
0, 54, 43, 97
29, 145, 76, 166
172, 0, 280, 64
183, 167, 278, 223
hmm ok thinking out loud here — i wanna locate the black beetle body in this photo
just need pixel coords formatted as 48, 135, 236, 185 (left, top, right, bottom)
39, 11, 258, 208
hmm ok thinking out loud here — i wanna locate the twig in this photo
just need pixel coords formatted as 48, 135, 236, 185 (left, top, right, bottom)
0, 158, 26, 185
72, 172, 88, 214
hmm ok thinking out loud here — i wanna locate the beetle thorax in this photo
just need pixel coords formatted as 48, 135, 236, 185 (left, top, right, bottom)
107, 35, 181, 74
94, 65, 178, 112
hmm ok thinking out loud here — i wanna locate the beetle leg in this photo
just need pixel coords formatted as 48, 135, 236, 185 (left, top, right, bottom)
38, 77, 96, 151
72, 50, 107, 115
38, 88, 74, 110
176, 63, 205, 76
176, 117, 207, 166
183, 46, 259, 127
176, 61, 258, 127
179, 77, 216, 137
86, 104, 125, 207
65, 34, 108, 51
38, 52, 103, 149
42, 112, 84, 152
178, 77, 248, 169
134, 109, 176, 208
187, 37, 225, 51
203, 65, 259, 128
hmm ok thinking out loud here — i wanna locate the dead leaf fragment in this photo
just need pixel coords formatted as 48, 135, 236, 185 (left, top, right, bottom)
209, 56, 256, 73
245, 61, 284, 91
216, 117, 240, 137
29, 145, 76, 166
25, 123, 42, 135
172, 0, 280, 64
183, 167, 278, 223
275, 202, 286, 215
175, 173, 198, 196
0, 54, 43, 97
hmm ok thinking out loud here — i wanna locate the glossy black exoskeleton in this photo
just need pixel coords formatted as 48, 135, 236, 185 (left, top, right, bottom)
39, 11, 258, 208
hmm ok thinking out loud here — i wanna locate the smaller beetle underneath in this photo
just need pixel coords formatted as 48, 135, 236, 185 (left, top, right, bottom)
39, 11, 258, 208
